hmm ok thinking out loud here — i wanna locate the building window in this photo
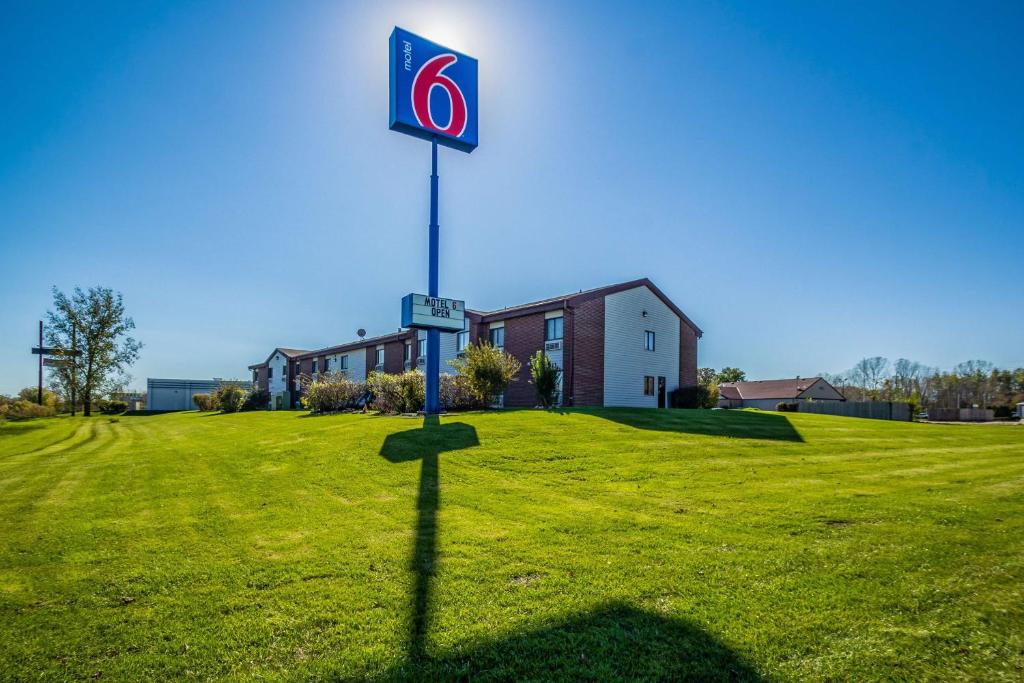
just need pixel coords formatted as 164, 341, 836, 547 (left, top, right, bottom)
311, 359, 318, 374
375, 348, 385, 367
644, 376, 655, 396
417, 338, 427, 358
456, 331, 468, 353
295, 362, 301, 375
644, 330, 656, 351
338, 355, 348, 371
545, 316, 563, 341
253, 369, 258, 383
268, 367, 273, 379
405, 342, 412, 362
489, 327, 504, 348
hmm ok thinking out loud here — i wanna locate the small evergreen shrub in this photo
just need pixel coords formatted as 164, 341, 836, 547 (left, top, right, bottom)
242, 388, 271, 411
528, 351, 561, 408
776, 402, 799, 412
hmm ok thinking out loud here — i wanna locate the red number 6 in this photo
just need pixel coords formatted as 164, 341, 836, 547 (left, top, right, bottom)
412, 54, 468, 138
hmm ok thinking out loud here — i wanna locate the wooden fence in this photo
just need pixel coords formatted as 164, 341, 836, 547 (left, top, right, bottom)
797, 400, 911, 421
926, 408, 994, 422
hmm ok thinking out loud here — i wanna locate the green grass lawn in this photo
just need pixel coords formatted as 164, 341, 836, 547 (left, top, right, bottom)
1, 409, 1022, 681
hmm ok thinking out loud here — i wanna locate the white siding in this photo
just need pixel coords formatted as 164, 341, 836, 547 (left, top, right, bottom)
799, 379, 844, 401
268, 353, 288, 396
329, 351, 366, 381
603, 286, 680, 408
416, 329, 459, 374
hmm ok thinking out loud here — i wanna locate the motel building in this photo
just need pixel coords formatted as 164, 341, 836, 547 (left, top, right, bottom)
249, 278, 702, 410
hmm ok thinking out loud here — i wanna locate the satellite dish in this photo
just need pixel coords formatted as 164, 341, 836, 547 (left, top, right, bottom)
357, 328, 366, 339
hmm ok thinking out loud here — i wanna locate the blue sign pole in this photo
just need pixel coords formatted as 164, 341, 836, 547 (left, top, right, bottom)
425, 136, 441, 414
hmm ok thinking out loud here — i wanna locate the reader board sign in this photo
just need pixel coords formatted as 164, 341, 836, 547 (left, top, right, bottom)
402, 293, 466, 332
389, 27, 478, 153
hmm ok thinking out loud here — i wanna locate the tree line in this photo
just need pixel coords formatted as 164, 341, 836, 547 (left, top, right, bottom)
823, 358, 1024, 414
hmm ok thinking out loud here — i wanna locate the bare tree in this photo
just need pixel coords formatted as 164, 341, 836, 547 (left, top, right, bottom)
853, 356, 889, 394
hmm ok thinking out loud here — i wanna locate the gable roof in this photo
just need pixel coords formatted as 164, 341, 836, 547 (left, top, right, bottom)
468, 278, 702, 336
249, 347, 310, 369
718, 377, 843, 400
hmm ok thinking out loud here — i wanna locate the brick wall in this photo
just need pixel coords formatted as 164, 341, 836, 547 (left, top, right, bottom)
384, 340, 406, 374
254, 367, 268, 393
502, 312, 546, 407
569, 297, 605, 407
679, 324, 698, 388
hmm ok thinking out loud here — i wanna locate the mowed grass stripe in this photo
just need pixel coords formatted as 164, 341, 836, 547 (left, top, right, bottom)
0, 410, 1021, 681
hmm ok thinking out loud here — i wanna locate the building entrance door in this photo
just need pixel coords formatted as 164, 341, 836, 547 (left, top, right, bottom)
657, 376, 666, 408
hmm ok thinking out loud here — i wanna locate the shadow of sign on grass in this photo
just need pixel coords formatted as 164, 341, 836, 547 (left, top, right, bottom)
380, 601, 764, 681
379, 416, 479, 661
378, 416, 764, 680
569, 408, 805, 443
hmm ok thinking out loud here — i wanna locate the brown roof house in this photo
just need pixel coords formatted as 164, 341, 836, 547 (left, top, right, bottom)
718, 377, 845, 410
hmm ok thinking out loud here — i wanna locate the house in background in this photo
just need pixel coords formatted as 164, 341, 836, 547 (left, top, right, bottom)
718, 377, 845, 410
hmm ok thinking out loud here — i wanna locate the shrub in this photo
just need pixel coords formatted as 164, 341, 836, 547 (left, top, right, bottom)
367, 371, 424, 414
101, 400, 128, 414
776, 402, 799, 412
302, 375, 366, 413
213, 385, 246, 413
670, 385, 716, 409
5, 400, 56, 420
440, 373, 485, 411
17, 387, 58, 408
528, 350, 561, 408
243, 388, 270, 411
448, 342, 521, 406
193, 393, 216, 411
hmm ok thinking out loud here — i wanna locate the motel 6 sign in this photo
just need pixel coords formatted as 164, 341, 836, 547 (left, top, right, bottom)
389, 27, 478, 153
401, 294, 466, 332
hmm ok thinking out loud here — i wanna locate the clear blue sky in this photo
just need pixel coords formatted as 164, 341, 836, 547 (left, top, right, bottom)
2, 0, 1022, 394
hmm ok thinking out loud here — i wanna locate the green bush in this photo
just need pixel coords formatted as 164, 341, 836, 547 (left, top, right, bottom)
528, 351, 561, 408
670, 385, 716, 409
5, 400, 56, 420
193, 394, 216, 411
213, 385, 246, 413
448, 341, 521, 406
101, 400, 128, 414
440, 373, 485, 411
243, 388, 270, 411
302, 375, 366, 413
776, 402, 799, 412
367, 371, 424, 414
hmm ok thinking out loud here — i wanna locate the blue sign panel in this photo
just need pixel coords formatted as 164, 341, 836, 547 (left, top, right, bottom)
389, 27, 478, 153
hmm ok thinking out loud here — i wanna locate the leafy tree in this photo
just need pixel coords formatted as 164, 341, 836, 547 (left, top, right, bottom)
449, 341, 521, 406
697, 368, 717, 386
716, 367, 746, 384
528, 351, 562, 408
45, 287, 142, 416
17, 387, 57, 408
